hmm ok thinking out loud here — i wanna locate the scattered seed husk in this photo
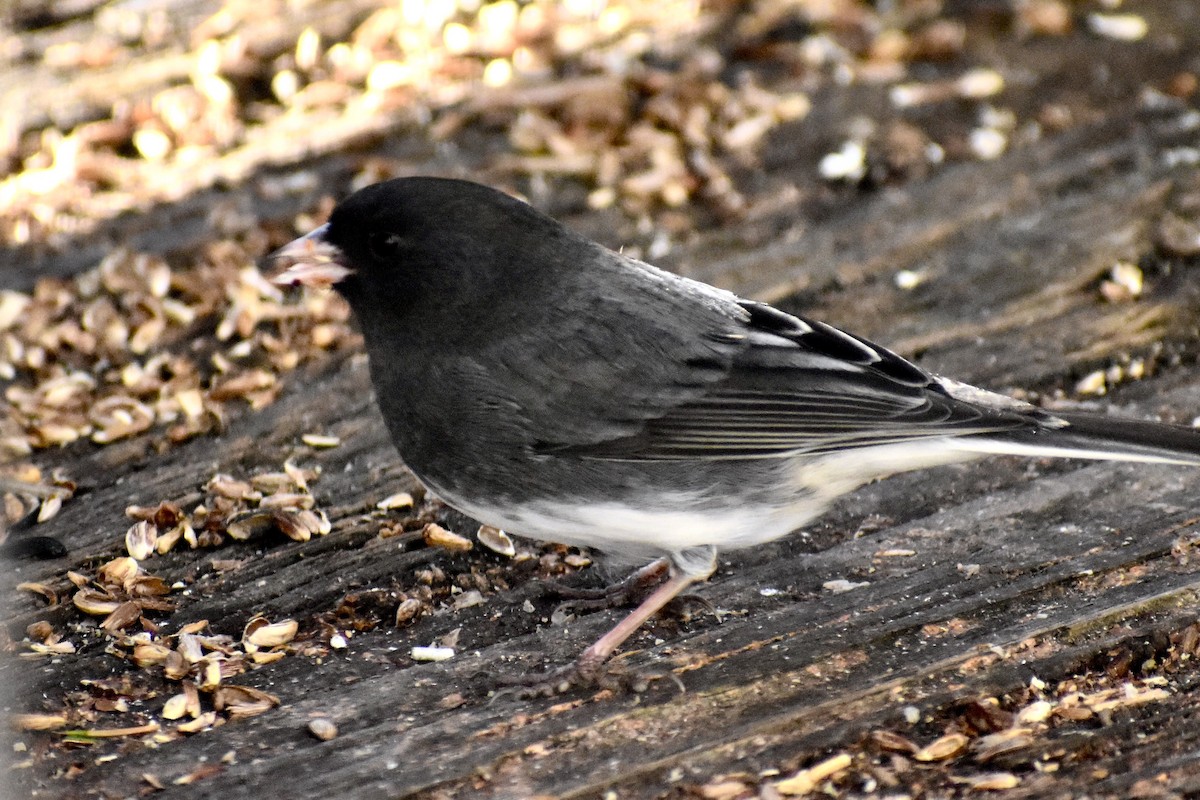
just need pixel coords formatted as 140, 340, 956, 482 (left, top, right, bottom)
206, 474, 259, 501
244, 618, 298, 649
73, 588, 122, 616
272, 510, 313, 542
176, 712, 217, 734
438, 692, 466, 710
823, 579, 869, 593
199, 659, 223, 691
133, 642, 173, 667
259, 492, 314, 511
175, 389, 205, 419
249, 650, 286, 665
225, 510, 276, 541
125, 501, 183, 527
100, 601, 143, 633
950, 772, 1021, 790
875, 548, 916, 558
451, 590, 484, 611
128, 575, 172, 600
36, 493, 63, 522
163, 650, 190, 680
125, 520, 158, 560
161, 693, 190, 720
376, 491, 415, 511
477, 525, 515, 556
696, 779, 749, 800
1015, 700, 1053, 725
26, 620, 54, 640
283, 460, 317, 491
249, 472, 296, 493
308, 509, 332, 535
1075, 369, 1107, 396
774, 753, 852, 795
98, 556, 140, 588
23, 640, 77, 657
423, 522, 472, 552
0, 291, 30, 329
1100, 261, 1144, 303
869, 730, 918, 753
395, 598, 424, 626
16, 582, 58, 605
914, 732, 969, 762
12, 713, 69, 731
972, 729, 1034, 763
177, 633, 205, 663
308, 717, 338, 741
155, 521, 190, 554
213, 686, 279, 719
1088, 683, 1170, 712
210, 369, 276, 401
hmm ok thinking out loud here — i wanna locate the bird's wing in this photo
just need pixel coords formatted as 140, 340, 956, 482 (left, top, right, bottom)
540, 299, 1056, 461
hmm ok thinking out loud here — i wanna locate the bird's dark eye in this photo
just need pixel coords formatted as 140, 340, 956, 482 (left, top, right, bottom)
367, 231, 405, 260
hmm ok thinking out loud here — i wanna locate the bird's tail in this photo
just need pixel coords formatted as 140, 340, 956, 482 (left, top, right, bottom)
953, 410, 1200, 467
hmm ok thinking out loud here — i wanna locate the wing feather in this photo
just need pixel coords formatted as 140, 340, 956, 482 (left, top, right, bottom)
544, 299, 1051, 461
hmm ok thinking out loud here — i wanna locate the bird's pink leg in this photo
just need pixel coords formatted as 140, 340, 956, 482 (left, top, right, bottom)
574, 568, 704, 677
500, 548, 717, 694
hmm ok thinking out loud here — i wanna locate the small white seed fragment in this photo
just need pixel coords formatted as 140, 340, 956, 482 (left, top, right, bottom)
411, 646, 454, 662
376, 492, 414, 511
301, 433, 341, 448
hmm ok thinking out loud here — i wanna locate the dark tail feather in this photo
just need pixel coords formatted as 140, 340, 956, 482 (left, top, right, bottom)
959, 409, 1200, 466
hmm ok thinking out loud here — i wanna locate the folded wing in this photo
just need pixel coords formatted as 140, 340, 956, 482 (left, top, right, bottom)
549, 300, 1055, 461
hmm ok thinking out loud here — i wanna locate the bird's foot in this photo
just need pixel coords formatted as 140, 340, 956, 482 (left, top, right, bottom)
664, 591, 716, 621
542, 558, 670, 615
491, 655, 681, 699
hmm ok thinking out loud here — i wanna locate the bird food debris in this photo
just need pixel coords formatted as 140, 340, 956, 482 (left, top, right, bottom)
913, 732, 970, 762
950, 771, 1021, 790
377, 491, 415, 511
422, 523, 473, 552
307, 718, 339, 741
411, 646, 455, 662
476, 525, 516, 556
243, 617, 299, 650
1088, 13, 1149, 41
12, 713, 69, 731
822, 579, 870, 593
301, 433, 341, 448
774, 753, 852, 795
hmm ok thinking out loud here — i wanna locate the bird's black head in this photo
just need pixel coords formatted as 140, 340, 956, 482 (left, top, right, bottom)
272, 177, 577, 340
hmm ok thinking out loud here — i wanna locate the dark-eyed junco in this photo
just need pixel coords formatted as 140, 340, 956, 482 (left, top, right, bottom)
271, 177, 1200, 686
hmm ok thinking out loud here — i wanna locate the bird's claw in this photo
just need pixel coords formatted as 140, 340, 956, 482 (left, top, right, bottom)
491, 657, 680, 699
542, 559, 670, 616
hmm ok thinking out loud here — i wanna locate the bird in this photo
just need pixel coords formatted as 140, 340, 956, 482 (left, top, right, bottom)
270, 176, 1200, 689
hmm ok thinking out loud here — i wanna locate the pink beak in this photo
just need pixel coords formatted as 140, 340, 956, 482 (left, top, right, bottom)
269, 224, 354, 289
